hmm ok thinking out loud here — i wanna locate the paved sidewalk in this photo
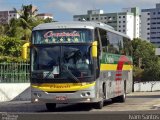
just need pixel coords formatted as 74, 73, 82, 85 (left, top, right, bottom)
127, 91, 160, 96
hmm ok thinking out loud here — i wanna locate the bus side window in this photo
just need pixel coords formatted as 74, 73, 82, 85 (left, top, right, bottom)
123, 37, 132, 56
107, 32, 122, 54
98, 28, 107, 52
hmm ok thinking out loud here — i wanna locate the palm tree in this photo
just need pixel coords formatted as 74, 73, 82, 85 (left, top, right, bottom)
14, 4, 38, 41
0, 24, 5, 35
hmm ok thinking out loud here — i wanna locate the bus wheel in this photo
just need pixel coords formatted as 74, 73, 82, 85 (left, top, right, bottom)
46, 103, 56, 111
117, 92, 126, 102
95, 99, 104, 109
112, 92, 126, 103
95, 86, 105, 109
118, 81, 126, 102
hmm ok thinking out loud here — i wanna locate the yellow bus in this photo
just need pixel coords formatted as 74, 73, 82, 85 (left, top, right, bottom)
22, 22, 133, 110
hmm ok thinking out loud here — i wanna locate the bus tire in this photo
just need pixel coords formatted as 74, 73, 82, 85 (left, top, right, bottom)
118, 81, 126, 102
95, 100, 104, 109
46, 103, 56, 111
117, 92, 126, 102
95, 85, 105, 109
112, 82, 126, 103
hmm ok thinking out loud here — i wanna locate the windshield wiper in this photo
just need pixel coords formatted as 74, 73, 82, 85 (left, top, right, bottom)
61, 64, 80, 83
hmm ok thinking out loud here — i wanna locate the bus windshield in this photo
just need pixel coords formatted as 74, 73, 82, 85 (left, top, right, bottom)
31, 45, 93, 80
32, 29, 93, 44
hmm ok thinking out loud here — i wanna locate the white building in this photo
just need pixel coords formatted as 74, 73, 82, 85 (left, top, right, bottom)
117, 12, 134, 40
73, 7, 140, 40
0, 10, 19, 24
37, 13, 53, 20
122, 8, 140, 39
8, 11, 20, 23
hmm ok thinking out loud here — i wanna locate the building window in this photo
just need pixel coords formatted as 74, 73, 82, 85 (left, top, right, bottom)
147, 18, 150, 20
105, 17, 107, 19
92, 18, 94, 20
152, 18, 157, 20
123, 25, 125, 27
123, 16, 125, 18
151, 27, 156, 29
123, 30, 125, 32
96, 18, 98, 20
147, 13, 150, 15
108, 17, 112, 20
152, 22, 156, 24
153, 12, 156, 15
147, 33, 150, 35
119, 21, 121, 23
119, 30, 121, 32
147, 23, 150, 25
119, 26, 121, 28
119, 16, 121, 18
147, 28, 150, 30
87, 18, 89, 20
123, 21, 125, 23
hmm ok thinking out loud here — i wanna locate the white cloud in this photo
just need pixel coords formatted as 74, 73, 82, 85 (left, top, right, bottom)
48, 0, 95, 15
48, 0, 159, 15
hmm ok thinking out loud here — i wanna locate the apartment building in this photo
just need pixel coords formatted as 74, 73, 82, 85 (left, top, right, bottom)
0, 10, 19, 24
73, 7, 140, 40
141, 3, 160, 46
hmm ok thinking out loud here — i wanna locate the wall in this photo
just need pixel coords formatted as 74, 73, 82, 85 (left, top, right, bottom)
0, 83, 31, 102
134, 81, 160, 92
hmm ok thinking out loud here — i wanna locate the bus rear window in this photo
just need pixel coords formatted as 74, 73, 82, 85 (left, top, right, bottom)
32, 29, 93, 44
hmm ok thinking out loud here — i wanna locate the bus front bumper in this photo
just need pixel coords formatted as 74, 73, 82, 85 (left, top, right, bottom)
31, 86, 101, 104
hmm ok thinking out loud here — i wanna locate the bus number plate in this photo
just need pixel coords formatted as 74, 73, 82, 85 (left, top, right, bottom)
56, 96, 67, 101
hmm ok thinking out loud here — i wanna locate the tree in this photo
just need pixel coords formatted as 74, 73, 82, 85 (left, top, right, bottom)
43, 18, 53, 23
141, 60, 160, 91
14, 4, 38, 41
132, 38, 158, 68
0, 36, 22, 57
132, 38, 160, 83
6, 18, 24, 39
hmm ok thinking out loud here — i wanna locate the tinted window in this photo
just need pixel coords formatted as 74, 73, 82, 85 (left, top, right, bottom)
107, 32, 123, 54
123, 37, 132, 56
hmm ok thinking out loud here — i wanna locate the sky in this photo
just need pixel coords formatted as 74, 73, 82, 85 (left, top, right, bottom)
0, 0, 160, 21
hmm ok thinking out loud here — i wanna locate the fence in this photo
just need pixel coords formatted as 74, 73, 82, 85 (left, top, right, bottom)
0, 62, 30, 83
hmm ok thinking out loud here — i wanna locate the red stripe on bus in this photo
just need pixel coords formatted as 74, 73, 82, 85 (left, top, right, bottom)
116, 74, 122, 76
116, 78, 122, 81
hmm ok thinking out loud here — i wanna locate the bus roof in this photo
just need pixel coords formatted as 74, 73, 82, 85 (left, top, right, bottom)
33, 21, 130, 39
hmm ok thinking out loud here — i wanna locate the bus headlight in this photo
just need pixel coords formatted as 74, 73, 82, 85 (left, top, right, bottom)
86, 92, 91, 96
81, 92, 91, 97
33, 93, 41, 98
81, 93, 86, 97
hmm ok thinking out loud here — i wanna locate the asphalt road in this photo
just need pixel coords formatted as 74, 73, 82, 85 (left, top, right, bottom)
0, 92, 160, 113
0, 92, 160, 120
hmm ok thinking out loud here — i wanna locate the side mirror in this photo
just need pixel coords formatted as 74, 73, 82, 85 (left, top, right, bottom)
22, 42, 30, 60
92, 41, 97, 57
